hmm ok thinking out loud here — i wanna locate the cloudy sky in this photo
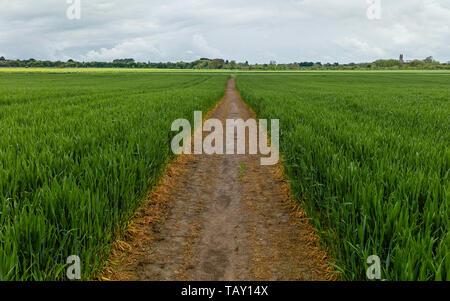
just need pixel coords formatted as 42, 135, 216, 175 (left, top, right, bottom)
0, 0, 449, 63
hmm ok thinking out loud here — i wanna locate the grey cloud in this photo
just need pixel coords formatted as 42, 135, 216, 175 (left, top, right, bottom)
0, 0, 448, 63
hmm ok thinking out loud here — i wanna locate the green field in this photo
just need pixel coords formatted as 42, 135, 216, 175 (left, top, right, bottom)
0, 71, 228, 280
0, 70, 449, 281
236, 72, 450, 280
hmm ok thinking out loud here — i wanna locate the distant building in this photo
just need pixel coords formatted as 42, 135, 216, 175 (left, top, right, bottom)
399, 54, 413, 64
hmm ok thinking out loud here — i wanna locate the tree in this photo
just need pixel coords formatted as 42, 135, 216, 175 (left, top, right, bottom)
113, 58, 135, 64
299, 62, 314, 67
0, 56, 5, 61
408, 60, 425, 67
374, 59, 400, 68
208, 59, 225, 69
423, 56, 434, 63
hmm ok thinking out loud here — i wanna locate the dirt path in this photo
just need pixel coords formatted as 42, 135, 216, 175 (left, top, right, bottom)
103, 78, 334, 281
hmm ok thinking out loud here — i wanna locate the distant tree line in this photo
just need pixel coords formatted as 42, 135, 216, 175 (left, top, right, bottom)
0, 56, 449, 70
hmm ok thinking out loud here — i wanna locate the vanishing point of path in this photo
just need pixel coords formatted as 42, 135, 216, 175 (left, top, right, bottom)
104, 78, 334, 281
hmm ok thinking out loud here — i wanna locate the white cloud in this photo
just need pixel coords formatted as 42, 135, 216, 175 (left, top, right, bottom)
391, 24, 417, 45
336, 37, 386, 59
80, 38, 163, 62
192, 34, 222, 59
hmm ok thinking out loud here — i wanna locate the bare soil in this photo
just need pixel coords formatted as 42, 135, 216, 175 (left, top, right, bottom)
102, 78, 335, 281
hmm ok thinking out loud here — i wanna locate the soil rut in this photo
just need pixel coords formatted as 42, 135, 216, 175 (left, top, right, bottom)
104, 78, 334, 281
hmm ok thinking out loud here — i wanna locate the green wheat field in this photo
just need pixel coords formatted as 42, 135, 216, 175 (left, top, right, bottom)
0, 69, 448, 280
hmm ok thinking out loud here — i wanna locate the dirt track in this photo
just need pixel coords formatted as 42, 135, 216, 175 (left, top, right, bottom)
104, 78, 334, 281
